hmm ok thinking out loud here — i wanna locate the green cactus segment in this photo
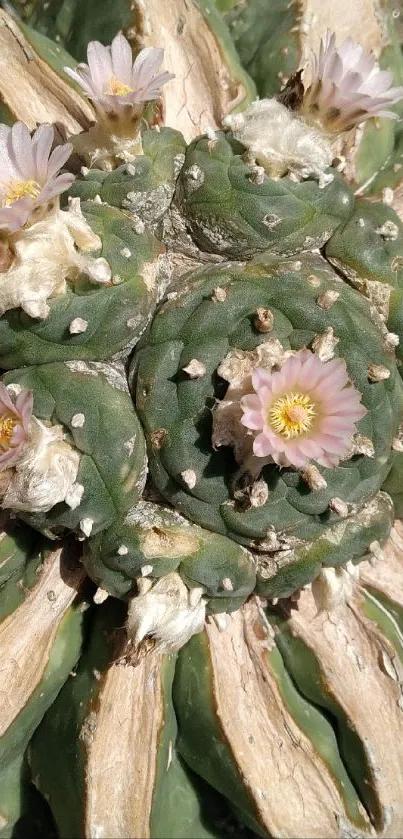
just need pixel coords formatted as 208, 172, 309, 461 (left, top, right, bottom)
325, 199, 403, 289
133, 255, 402, 554
174, 605, 372, 837
270, 610, 390, 829
0, 203, 165, 369
190, 0, 256, 111
0, 753, 57, 839
354, 19, 403, 195
267, 646, 370, 830
174, 632, 267, 838
84, 501, 256, 610
256, 491, 393, 598
325, 200, 403, 361
29, 601, 123, 839
3, 362, 147, 537
0, 522, 45, 620
222, 0, 300, 98
360, 589, 403, 663
20, 21, 79, 75
31, 599, 228, 839
69, 129, 186, 234
153, 749, 254, 839
176, 135, 354, 258
355, 122, 403, 197
0, 550, 86, 768
382, 453, 403, 517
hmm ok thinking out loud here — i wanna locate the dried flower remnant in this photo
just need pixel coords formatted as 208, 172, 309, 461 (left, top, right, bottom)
0, 197, 111, 319
0, 122, 74, 233
300, 32, 403, 134
240, 349, 366, 469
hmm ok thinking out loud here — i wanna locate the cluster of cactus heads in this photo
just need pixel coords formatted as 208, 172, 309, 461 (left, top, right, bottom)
1, 0, 403, 835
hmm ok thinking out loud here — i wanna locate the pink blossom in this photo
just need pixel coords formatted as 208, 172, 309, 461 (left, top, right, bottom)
302, 32, 403, 133
240, 349, 366, 469
0, 122, 74, 233
65, 33, 174, 119
0, 383, 32, 470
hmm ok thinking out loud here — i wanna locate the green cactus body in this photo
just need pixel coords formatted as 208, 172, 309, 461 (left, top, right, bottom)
270, 576, 403, 832
3, 362, 147, 537
0, 544, 87, 768
0, 203, 167, 368
68, 128, 186, 234
132, 255, 401, 586
325, 199, 403, 364
30, 599, 248, 838
221, 0, 300, 98
0, 752, 56, 839
255, 491, 393, 598
84, 501, 256, 610
382, 453, 403, 517
175, 135, 354, 258
0, 518, 42, 619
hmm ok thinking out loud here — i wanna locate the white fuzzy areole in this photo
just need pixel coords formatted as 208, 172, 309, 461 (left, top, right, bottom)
126, 572, 205, 652
224, 99, 332, 180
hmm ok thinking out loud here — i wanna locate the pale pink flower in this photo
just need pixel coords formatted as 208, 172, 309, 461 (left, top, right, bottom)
240, 350, 366, 469
65, 33, 174, 121
0, 122, 74, 233
0, 383, 32, 470
301, 32, 403, 133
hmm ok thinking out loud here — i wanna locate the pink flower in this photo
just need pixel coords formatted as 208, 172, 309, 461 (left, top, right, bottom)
240, 350, 366, 469
0, 123, 74, 233
65, 33, 174, 118
0, 383, 33, 470
301, 32, 403, 133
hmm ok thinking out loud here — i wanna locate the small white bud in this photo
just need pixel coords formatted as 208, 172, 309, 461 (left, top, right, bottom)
71, 413, 85, 428
93, 587, 109, 604
182, 359, 206, 378
65, 482, 84, 510
367, 363, 391, 382
181, 469, 197, 489
80, 517, 94, 537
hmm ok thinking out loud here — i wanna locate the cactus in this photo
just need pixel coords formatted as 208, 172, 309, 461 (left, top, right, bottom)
0, 4, 403, 837
30, 599, 254, 839
173, 538, 403, 836
0, 533, 87, 768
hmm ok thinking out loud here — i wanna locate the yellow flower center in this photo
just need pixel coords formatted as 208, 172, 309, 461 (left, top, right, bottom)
3, 179, 40, 206
0, 416, 16, 449
106, 76, 133, 96
268, 392, 316, 439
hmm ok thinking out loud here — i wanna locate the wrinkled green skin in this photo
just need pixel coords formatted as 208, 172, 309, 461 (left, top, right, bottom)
176, 135, 354, 259
132, 255, 401, 544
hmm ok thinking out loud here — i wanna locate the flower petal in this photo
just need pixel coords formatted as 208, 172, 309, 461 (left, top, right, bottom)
111, 32, 134, 85
32, 124, 54, 183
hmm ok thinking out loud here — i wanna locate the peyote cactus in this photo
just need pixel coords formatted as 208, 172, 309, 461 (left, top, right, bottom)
1, 0, 403, 835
